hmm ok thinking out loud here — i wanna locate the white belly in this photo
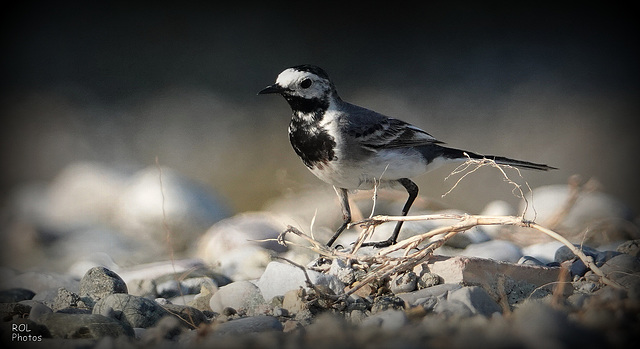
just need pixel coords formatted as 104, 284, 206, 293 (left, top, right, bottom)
308, 148, 452, 190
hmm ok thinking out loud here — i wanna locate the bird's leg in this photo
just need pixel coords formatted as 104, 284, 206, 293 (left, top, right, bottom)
361, 178, 418, 248
326, 187, 351, 247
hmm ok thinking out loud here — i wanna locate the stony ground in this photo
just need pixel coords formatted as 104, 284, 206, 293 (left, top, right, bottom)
1, 162, 639, 348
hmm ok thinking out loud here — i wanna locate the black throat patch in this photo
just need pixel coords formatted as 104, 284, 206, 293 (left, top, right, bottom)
288, 115, 337, 169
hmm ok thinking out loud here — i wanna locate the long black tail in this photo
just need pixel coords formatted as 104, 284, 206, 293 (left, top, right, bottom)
427, 145, 556, 171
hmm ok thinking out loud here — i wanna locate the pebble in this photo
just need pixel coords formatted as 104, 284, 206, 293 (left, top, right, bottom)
513, 300, 604, 349
214, 315, 283, 336
1, 164, 638, 348
599, 253, 640, 276
281, 288, 308, 315
370, 296, 405, 314
209, 281, 267, 315
360, 309, 408, 331
554, 244, 600, 263
417, 272, 442, 289
114, 165, 229, 252
616, 239, 640, 257
52, 287, 86, 312
517, 256, 546, 266
138, 316, 184, 346
256, 261, 345, 302
389, 272, 417, 294
522, 185, 634, 244
0, 288, 35, 303
36, 312, 135, 339
328, 258, 356, 284
92, 293, 169, 328
80, 267, 128, 306
397, 283, 462, 306
195, 212, 288, 280
435, 286, 502, 317
158, 303, 208, 328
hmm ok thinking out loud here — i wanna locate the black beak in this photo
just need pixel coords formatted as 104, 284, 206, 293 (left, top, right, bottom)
258, 84, 285, 95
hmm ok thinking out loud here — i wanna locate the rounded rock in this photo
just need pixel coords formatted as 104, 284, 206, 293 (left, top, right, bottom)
80, 267, 128, 305
209, 281, 267, 314
214, 315, 283, 336
93, 293, 169, 328
390, 272, 417, 294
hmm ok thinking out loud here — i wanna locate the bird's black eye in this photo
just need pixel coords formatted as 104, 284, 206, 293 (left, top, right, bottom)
300, 78, 312, 89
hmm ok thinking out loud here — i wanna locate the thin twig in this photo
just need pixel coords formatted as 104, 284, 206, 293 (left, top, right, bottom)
274, 256, 341, 301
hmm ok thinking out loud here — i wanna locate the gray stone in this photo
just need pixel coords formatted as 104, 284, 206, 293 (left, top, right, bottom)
209, 281, 267, 314
114, 166, 229, 252
156, 276, 216, 299
567, 259, 589, 277
0, 302, 32, 321
554, 244, 600, 263
52, 287, 85, 312
44, 162, 129, 229
360, 309, 408, 331
256, 261, 345, 301
617, 239, 640, 257
281, 288, 308, 315
518, 256, 546, 266
28, 302, 53, 322
595, 250, 623, 266
417, 272, 443, 289
513, 300, 604, 348
80, 267, 128, 306
444, 286, 502, 317
328, 258, 356, 284
370, 296, 405, 314
433, 298, 474, 317
397, 283, 462, 306
93, 293, 170, 328
139, 316, 184, 346
600, 253, 640, 278
214, 315, 283, 336
390, 272, 417, 294
522, 185, 634, 244
0, 288, 35, 303
35, 312, 134, 339
195, 212, 288, 281
424, 255, 563, 303
161, 303, 208, 328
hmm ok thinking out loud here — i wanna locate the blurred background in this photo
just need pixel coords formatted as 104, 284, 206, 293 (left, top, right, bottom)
1, 2, 638, 219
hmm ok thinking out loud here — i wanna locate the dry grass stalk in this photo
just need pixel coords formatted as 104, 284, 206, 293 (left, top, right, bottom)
275, 157, 625, 295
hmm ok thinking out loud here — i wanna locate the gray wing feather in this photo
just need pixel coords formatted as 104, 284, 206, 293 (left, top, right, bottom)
340, 102, 442, 149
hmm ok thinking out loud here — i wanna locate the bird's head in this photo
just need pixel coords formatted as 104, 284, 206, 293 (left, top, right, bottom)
259, 65, 339, 114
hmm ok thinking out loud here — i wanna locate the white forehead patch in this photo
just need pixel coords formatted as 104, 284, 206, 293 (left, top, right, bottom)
275, 68, 312, 87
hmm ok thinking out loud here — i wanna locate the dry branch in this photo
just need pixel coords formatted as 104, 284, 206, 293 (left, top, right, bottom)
273, 158, 625, 300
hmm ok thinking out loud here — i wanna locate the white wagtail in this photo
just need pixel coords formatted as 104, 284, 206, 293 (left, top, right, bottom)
259, 65, 555, 248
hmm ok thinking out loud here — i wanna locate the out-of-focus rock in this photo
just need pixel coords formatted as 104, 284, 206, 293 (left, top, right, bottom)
522, 184, 636, 245
195, 212, 289, 280
114, 166, 229, 252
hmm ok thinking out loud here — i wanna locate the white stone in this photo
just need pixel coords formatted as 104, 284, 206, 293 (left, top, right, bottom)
256, 261, 345, 301
209, 281, 266, 313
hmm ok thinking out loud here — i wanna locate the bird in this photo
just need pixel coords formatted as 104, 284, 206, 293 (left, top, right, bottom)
258, 64, 555, 248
